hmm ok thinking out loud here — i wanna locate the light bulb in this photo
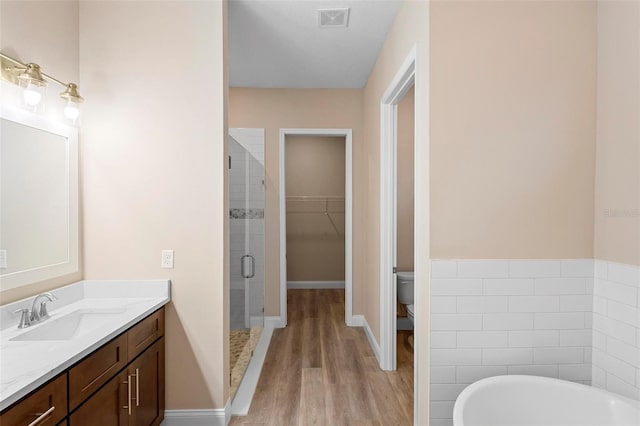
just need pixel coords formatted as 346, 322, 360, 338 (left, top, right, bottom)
64, 100, 80, 122
23, 83, 42, 106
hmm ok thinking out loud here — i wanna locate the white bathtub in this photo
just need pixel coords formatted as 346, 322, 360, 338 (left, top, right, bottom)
453, 375, 640, 426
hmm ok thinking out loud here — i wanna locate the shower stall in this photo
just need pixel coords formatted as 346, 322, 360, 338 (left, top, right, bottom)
228, 128, 265, 400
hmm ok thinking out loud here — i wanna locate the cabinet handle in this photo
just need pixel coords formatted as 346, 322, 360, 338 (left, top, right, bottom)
123, 376, 132, 415
28, 406, 55, 426
133, 368, 140, 407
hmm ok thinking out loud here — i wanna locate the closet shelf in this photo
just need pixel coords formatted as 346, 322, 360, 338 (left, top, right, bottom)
286, 196, 344, 234
286, 195, 344, 201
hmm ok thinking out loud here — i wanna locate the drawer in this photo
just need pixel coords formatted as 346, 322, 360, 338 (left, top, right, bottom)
69, 334, 128, 410
127, 308, 164, 361
69, 370, 128, 426
0, 374, 67, 426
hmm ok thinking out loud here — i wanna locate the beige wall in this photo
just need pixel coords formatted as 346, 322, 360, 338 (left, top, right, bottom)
430, 0, 597, 259
397, 86, 415, 271
286, 135, 345, 282
0, 0, 82, 304
79, 0, 229, 410
360, 2, 431, 421
594, 0, 640, 267
229, 88, 363, 316
362, 0, 430, 338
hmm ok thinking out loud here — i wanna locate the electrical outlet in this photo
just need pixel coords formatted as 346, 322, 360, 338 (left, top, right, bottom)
0, 250, 6, 269
161, 250, 174, 269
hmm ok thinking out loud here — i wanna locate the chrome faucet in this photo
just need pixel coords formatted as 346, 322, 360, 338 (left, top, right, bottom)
13, 293, 58, 329
30, 292, 58, 323
13, 308, 31, 328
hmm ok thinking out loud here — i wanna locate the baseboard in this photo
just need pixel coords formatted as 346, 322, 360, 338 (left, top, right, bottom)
362, 316, 382, 366
287, 280, 345, 289
250, 315, 263, 328
231, 326, 274, 415
163, 399, 230, 426
264, 315, 286, 328
350, 314, 364, 327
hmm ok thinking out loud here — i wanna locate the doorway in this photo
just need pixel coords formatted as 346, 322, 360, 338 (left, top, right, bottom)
279, 129, 353, 326
379, 44, 424, 423
379, 47, 416, 372
396, 84, 416, 389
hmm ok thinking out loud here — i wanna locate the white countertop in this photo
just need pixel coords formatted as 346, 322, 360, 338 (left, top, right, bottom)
0, 280, 171, 412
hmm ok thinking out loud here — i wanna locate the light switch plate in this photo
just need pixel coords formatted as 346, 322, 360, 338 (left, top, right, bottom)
0, 250, 6, 268
161, 250, 174, 269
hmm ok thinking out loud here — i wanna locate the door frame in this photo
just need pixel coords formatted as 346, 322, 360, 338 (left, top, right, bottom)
379, 46, 417, 372
279, 128, 354, 326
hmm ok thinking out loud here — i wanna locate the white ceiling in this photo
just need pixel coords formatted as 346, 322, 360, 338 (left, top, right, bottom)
229, 0, 402, 88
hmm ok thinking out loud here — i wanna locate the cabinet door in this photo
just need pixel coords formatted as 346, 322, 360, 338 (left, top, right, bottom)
69, 370, 128, 426
130, 337, 164, 426
0, 374, 67, 426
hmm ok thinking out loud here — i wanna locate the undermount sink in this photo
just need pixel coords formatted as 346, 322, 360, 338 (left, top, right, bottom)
10, 308, 127, 341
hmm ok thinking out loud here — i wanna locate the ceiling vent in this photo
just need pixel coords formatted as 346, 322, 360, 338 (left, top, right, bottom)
318, 8, 350, 28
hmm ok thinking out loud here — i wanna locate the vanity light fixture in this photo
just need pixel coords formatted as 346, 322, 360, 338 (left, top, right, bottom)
0, 52, 85, 123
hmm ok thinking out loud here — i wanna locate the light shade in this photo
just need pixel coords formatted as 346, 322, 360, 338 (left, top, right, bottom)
18, 63, 47, 108
63, 99, 80, 122
60, 83, 83, 123
23, 82, 45, 106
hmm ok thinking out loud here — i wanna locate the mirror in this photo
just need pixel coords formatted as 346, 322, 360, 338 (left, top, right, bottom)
0, 106, 79, 291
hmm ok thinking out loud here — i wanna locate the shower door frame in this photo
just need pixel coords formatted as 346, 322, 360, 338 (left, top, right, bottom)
230, 128, 265, 331
278, 128, 354, 327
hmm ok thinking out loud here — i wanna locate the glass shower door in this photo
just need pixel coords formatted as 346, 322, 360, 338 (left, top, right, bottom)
228, 129, 265, 400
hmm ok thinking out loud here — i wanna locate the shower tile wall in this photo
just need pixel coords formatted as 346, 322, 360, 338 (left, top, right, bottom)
430, 259, 594, 426
229, 131, 264, 330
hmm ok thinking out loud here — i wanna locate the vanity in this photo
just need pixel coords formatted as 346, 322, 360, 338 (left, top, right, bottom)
1, 64, 171, 425
0, 280, 170, 425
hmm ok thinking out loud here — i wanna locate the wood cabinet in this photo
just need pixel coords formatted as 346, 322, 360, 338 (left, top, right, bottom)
69, 370, 129, 426
127, 310, 164, 362
128, 338, 165, 426
68, 334, 128, 410
0, 374, 67, 426
1, 307, 165, 426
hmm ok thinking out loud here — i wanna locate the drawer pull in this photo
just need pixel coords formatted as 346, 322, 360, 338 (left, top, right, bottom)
135, 368, 140, 407
131, 368, 140, 407
123, 376, 132, 415
28, 406, 55, 426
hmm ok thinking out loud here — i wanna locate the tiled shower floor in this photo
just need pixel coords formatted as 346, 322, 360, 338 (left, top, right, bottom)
230, 327, 263, 400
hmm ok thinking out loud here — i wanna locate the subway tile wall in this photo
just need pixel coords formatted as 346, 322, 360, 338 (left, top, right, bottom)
591, 260, 640, 401
430, 259, 595, 426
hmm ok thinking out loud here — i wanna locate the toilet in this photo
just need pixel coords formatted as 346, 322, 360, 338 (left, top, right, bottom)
397, 271, 415, 324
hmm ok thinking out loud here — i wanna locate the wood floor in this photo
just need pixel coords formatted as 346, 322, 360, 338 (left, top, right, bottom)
230, 289, 414, 426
